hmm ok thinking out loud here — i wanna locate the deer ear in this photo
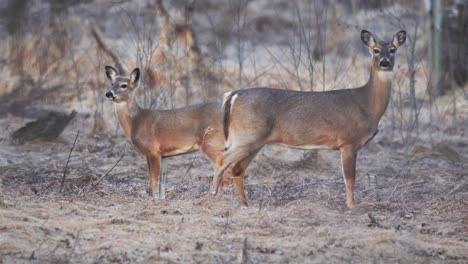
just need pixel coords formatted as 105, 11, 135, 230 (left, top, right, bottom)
130, 68, 140, 86
361, 30, 376, 47
392, 30, 406, 47
105, 66, 118, 81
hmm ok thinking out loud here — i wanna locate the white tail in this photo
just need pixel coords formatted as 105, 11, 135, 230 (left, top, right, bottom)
211, 30, 407, 208
104, 66, 241, 200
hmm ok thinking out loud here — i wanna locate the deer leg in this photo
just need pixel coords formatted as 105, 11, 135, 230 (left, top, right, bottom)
198, 139, 232, 190
146, 155, 161, 200
211, 158, 236, 195
211, 145, 262, 195
231, 150, 259, 206
340, 145, 357, 208
232, 150, 261, 206
218, 167, 234, 191
158, 158, 167, 200
221, 169, 233, 190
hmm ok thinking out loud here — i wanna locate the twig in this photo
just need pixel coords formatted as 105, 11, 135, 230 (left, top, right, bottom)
166, 181, 190, 199
389, 180, 426, 199
91, 154, 125, 189
46, 176, 92, 192
60, 130, 80, 192
238, 237, 248, 264
276, 179, 318, 198
69, 230, 82, 261
167, 160, 195, 198
29, 237, 47, 260
91, 26, 125, 74
367, 213, 389, 229
28, 216, 50, 260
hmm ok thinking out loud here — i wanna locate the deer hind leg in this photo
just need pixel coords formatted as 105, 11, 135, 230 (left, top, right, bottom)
230, 149, 260, 206
211, 144, 262, 196
198, 136, 232, 189
146, 155, 161, 200
340, 145, 357, 208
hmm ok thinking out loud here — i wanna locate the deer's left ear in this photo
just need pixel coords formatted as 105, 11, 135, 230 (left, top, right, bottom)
392, 30, 406, 47
130, 68, 140, 86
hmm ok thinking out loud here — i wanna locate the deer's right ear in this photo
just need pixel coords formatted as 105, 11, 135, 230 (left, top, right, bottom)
361, 30, 376, 47
105, 66, 118, 81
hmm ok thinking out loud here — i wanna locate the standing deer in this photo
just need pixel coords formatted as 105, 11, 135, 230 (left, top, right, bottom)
104, 66, 243, 201
210, 30, 406, 208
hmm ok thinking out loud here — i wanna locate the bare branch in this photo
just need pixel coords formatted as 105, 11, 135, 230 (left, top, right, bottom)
92, 154, 125, 190
90, 26, 125, 74
60, 130, 80, 193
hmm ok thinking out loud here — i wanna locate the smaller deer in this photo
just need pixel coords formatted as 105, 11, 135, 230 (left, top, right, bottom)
104, 66, 242, 200
210, 30, 406, 208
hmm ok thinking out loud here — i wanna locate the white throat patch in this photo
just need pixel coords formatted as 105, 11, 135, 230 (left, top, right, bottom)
377, 71, 394, 82
115, 101, 127, 107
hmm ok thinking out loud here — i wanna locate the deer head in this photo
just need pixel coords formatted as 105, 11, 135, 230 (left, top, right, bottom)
361, 30, 406, 72
105, 66, 140, 103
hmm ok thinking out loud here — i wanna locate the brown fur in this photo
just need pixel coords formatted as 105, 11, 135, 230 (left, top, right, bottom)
211, 30, 407, 208
104, 66, 242, 200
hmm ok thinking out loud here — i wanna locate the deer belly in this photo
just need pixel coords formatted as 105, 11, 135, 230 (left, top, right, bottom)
277, 142, 334, 150
161, 144, 198, 157
275, 133, 337, 150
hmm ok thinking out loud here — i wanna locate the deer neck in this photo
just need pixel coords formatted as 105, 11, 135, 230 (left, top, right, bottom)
364, 67, 393, 123
114, 92, 141, 139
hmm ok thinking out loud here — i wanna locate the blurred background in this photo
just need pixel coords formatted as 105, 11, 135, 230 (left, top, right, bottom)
0, 0, 466, 142
0, 0, 468, 142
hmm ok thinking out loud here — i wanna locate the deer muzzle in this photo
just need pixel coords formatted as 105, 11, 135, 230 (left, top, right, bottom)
105, 91, 115, 99
378, 57, 391, 69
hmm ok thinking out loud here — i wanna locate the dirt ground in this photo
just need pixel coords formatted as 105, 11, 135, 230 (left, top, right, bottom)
0, 114, 467, 263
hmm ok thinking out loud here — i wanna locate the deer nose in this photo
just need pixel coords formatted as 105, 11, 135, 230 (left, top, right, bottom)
379, 58, 391, 68
105, 91, 115, 99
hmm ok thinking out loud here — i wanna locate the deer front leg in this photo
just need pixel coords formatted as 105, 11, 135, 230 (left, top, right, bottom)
146, 155, 161, 199
340, 145, 357, 208
158, 158, 167, 200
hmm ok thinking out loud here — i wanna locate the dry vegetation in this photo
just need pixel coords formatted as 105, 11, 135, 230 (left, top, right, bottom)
0, 0, 467, 263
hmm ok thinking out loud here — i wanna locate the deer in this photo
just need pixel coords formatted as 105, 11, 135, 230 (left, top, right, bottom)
104, 66, 245, 201
210, 30, 406, 208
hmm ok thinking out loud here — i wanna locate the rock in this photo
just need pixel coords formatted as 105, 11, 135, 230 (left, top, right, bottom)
11, 110, 77, 144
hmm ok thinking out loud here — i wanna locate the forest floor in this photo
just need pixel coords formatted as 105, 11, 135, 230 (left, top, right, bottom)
0, 112, 466, 263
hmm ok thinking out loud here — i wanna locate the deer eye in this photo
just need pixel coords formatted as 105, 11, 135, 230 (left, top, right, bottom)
120, 84, 128, 89
373, 49, 380, 54
389, 48, 396, 54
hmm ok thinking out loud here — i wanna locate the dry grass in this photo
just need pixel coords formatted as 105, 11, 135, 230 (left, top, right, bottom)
0, 115, 466, 263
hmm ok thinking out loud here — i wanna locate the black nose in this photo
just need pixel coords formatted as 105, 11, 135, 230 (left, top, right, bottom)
105, 91, 114, 98
379, 58, 391, 68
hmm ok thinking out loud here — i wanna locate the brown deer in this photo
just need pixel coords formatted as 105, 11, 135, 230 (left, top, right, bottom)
210, 30, 406, 208
104, 66, 242, 200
